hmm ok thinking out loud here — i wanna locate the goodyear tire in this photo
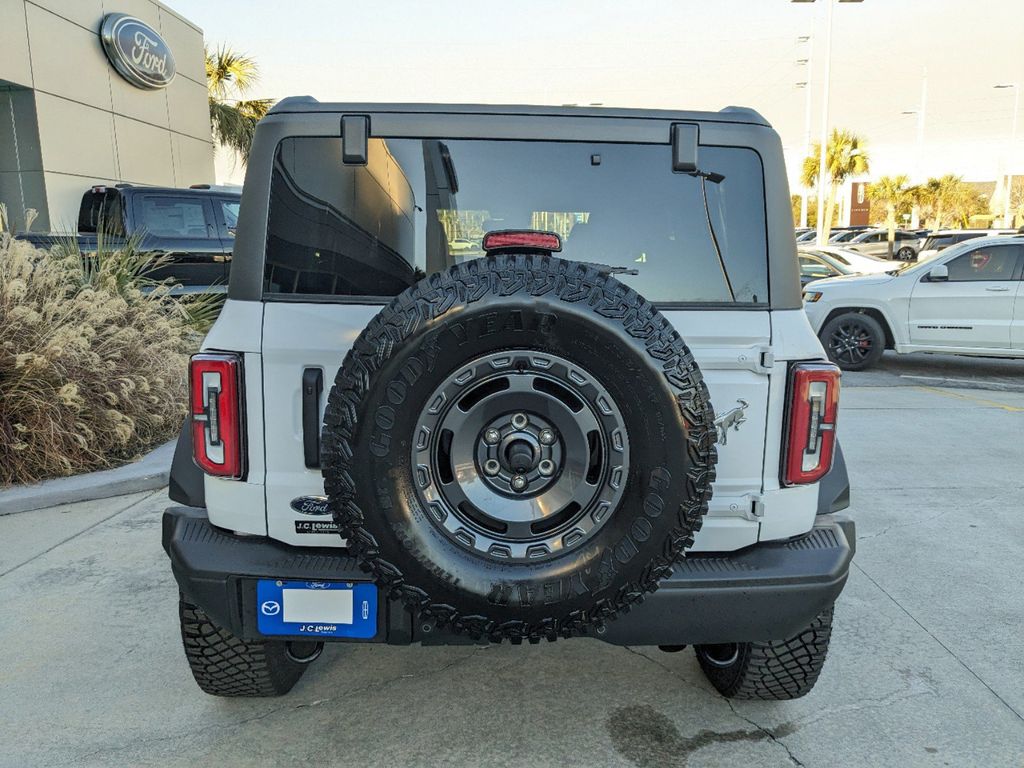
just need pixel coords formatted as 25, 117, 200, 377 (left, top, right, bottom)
321, 254, 717, 643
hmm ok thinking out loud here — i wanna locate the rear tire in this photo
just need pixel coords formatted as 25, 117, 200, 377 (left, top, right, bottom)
819, 312, 885, 371
695, 606, 834, 700
896, 246, 915, 260
178, 593, 316, 697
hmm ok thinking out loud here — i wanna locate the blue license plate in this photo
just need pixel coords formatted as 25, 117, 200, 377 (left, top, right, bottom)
256, 580, 377, 639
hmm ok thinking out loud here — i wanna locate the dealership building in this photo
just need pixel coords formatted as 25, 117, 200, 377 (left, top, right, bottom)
0, 0, 213, 231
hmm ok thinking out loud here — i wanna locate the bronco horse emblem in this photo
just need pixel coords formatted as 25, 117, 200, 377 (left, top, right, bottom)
714, 399, 749, 445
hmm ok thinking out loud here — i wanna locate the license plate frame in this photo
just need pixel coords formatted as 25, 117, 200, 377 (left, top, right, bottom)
256, 580, 377, 639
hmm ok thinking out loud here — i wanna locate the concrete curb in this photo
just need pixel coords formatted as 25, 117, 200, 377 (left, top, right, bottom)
0, 440, 175, 515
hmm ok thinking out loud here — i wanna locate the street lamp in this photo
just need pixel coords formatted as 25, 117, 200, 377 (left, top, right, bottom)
901, 68, 928, 227
796, 34, 814, 228
994, 83, 1020, 227
792, 0, 864, 246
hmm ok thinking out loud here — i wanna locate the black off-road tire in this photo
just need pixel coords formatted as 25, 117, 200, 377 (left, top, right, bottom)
820, 311, 885, 371
178, 593, 315, 697
321, 254, 717, 644
695, 606, 834, 700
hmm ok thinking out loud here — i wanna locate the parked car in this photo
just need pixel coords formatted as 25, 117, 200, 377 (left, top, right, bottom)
795, 229, 819, 243
803, 235, 1024, 370
826, 226, 872, 244
164, 99, 853, 701
16, 184, 241, 293
799, 250, 851, 285
844, 228, 922, 261
916, 229, 1019, 262
448, 237, 480, 252
805, 245, 901, 275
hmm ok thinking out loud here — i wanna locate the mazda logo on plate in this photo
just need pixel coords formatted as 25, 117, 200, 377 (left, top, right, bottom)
260, 601, 281, 616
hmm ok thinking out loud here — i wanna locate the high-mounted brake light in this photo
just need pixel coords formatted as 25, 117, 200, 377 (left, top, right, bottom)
190, 353, 244, 479
782, 362, 840, 486
482, 230, 562, 253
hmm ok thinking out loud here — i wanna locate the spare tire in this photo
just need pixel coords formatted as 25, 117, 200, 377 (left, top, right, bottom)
322, 254, 717, 643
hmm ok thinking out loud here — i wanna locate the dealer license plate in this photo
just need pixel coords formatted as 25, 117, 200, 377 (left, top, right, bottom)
256, 580, 377, 639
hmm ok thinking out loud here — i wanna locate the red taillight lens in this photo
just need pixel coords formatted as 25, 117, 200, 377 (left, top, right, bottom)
783, 362, 840, 486
482, 230, 562, 253
190, 353, 244, 479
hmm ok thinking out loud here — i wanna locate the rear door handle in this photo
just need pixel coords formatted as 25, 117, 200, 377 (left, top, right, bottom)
985, 286, 1010, 291
301, 368, 324, 468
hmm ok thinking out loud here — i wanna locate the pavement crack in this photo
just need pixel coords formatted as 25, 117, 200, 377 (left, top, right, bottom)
725, 701, 804, 767
0, 488, 166, 579
853, 562, 1024, 724
622, 646, 805, 766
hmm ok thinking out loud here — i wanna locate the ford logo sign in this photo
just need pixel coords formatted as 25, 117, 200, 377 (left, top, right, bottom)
100, 14, 176, 90
290, 496, 332, 516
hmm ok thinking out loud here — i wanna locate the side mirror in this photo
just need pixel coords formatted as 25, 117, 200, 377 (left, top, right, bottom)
927, 264, 948, 282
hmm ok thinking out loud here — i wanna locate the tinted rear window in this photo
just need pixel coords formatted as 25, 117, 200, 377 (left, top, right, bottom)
264, 136, 768, 304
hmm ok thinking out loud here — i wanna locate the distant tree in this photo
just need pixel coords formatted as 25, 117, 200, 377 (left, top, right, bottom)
206, 46, 273, 165
867, 175, 913, 257
801, 129, 870, 243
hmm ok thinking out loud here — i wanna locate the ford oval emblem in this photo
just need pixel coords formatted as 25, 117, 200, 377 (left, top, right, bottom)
290, 496, 332, 516
100, 14, 176, 90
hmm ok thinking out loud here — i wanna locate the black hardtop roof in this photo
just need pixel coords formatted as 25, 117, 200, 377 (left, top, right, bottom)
95, 184, 241, 198
268, 96, 770, 127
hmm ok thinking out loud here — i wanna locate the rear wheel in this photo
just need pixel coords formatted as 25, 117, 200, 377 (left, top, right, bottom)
178, 593, 320, 697
695, 606, 834, 700
820, 312, 885, 371
896, 246, 915, 260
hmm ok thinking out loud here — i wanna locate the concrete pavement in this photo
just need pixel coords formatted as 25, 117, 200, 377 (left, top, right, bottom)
1, 384, 1022, 767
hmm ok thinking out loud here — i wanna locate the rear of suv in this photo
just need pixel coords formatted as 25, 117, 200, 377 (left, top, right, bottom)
164, 100, 853, 700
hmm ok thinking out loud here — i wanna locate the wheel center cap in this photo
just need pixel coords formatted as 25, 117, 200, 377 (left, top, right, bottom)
504, 438, 537, 474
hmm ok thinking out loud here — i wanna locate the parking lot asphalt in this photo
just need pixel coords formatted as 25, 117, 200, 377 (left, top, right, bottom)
2, 366, 1023, 766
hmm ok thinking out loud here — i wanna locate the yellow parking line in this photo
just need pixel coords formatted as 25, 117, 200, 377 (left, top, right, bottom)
914, 386, 1024, 412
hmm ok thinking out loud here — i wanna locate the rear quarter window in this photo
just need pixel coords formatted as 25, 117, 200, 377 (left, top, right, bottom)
263, 136, 769, 305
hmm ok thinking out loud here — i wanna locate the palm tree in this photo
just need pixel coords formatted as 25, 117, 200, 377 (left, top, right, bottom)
867, 175, 912, 257
801, 129, 870, 243
206, 46, 273, 165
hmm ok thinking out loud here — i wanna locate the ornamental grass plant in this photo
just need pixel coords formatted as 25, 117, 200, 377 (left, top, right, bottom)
0, 232, 216, 486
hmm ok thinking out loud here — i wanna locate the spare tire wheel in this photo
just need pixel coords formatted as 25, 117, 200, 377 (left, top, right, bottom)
321, 254, 717, 643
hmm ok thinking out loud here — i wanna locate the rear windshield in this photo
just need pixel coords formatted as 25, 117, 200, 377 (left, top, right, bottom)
264, 136, 768, 304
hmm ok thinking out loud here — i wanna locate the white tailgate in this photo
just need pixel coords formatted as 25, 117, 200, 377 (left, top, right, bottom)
260, 304, 792, 552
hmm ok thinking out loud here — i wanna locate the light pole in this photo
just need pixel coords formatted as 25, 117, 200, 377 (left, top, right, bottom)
797, 34, 814, 229
901, 68, 928, 227
792, 0, 864, 246
995, 83, 1020, 227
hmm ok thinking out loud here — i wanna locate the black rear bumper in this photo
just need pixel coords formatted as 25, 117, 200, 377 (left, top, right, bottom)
163, 506, 854, 646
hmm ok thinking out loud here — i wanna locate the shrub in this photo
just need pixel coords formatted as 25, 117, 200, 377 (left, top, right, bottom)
0, 234, 204, 486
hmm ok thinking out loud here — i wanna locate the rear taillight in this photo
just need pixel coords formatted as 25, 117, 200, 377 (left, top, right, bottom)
782, 362, 840, 486
190, 353, 244, 479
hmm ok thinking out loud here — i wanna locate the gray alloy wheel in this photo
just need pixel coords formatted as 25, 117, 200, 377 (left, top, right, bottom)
413, 351, 629, 562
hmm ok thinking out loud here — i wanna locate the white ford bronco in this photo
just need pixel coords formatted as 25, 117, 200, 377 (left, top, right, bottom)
164, 100, 853, 700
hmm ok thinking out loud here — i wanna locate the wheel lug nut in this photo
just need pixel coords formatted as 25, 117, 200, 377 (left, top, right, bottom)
538, 459, 555, 477
483, 459, 501, 476
511, 413, 529, 429
510, 475, 528, 492
484, 428, 501, 445
539, 429, 556, 445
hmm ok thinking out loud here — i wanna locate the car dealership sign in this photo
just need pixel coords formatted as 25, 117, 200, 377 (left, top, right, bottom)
100, 14, 176, 90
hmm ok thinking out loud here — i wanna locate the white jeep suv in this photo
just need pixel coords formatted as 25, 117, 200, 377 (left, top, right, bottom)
804, 235, 1024, 370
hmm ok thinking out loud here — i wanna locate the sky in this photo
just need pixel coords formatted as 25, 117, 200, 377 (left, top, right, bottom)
169, 0, 1024, 190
